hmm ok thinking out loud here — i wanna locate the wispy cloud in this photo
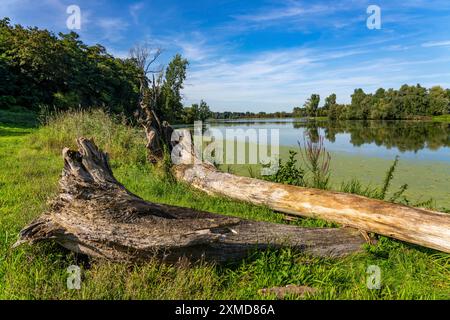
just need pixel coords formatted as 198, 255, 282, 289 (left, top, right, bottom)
183, 44, 378, 110
234, 3, 328, 22
422, 40, 450, 48
229, 0, 366, 33
176, 40, 209, 62
97, 17, 129, 43
182, 35, 450, 111
142, 31, 223, 63
4, 0, 450, 111
129, 2, 145, 24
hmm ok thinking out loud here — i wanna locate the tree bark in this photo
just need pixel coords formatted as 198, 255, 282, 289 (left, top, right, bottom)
171, 130, 450, 254
14, 138, 365, 263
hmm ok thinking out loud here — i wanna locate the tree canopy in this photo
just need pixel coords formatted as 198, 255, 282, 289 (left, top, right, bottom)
182, 100, 212, 123
0, 18, 141, 115
0, 18, 199, 124
304, 94, 320, 117
293, 85, 450, 120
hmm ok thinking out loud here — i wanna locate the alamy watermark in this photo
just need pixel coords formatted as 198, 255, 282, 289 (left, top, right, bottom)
66, 265, 81, 290
366, 265, 381, 289
66, 5, 81, 30
171, 121, 280, 175
367, 5, 381, 30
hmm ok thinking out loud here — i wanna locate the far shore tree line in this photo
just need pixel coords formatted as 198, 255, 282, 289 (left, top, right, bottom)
214, 85, 450, 121
293, 86, 450, 120
2, 18, 449, 124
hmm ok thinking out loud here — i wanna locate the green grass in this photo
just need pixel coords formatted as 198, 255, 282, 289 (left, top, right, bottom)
0, 106, 38, 128
0, 109, 449, 299
433, 114, 450, 123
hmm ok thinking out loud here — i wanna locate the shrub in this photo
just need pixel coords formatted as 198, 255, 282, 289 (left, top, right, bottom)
263, 150, 305, 186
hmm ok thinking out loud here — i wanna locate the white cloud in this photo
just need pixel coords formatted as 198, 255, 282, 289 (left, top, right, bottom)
422, 40, 450, 48
4, 0, 450, 112
228, 0, 365, 33
170, 33, 216, 62
181, 37, 450, 111
97, 17, 129, 42
235, 5, 309, 22
129, 2, 145, 24
182, 45, 376, 110
143, 32, 222, 62
177, 41, 209, 62
233, 0, 346, 23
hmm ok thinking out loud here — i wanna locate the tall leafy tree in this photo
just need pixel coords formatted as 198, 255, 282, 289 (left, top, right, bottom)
323, 93, 336, 110
304, 94, 320, 117
182, 100, 211, 123
159, 54, 189, 123
349, 89, 372, 120
429, 86, 449, 115
292, 106, 304, 118
198, 100, 211, 121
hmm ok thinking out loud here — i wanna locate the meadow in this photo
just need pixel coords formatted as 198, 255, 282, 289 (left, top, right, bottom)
0, 108, 449, 299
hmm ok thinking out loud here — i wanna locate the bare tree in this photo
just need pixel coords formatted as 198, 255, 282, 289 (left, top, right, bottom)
129, 45, 173, 162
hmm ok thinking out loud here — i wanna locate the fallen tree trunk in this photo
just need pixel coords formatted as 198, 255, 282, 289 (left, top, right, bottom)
171, 130, 450, 254
14, 138, 365, 263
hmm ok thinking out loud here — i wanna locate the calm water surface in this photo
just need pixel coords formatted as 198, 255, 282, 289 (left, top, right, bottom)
205, 119, 450, 163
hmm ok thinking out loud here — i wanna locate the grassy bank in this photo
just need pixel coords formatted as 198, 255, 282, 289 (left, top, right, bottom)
0, 109, 449, 299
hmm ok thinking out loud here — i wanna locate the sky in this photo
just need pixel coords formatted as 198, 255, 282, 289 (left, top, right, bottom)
2, 0, 450, 112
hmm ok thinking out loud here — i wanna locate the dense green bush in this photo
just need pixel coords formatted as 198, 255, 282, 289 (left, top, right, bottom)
263, 150, 305, 186
0, 18, 141, 115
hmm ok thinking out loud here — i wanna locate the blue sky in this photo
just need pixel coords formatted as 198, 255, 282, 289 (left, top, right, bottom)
2, 0, 450, 112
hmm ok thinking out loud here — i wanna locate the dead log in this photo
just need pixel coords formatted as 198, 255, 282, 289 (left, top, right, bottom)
171, 130, 450, 254
14, 138, 365, 263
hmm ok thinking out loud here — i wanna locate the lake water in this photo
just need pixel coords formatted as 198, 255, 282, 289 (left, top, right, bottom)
200, 118, 450, 208
206, 119, 450, 163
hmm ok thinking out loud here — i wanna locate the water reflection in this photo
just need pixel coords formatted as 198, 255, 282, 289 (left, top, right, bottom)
207, 119, 450, 162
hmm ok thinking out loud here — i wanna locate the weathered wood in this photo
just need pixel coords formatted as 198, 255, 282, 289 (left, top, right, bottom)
259, 285, 318, 299
171, 130, 450, 254
132, 46, 173, 163
14, 138, 365, 263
